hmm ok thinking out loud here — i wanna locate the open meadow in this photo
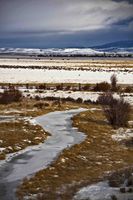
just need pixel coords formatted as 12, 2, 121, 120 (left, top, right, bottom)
0, 57, 133, 200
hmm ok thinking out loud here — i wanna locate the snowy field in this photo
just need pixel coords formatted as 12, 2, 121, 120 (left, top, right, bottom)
26, 91, 133, 105
0, 58, 133, 68
0, 88, 132, 105
74, 181, 133, 200
0, 58, 133, 84
0, 67, 133, 84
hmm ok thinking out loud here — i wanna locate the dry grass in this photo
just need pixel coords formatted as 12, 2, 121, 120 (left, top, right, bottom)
0, 58, 133, 68
0, 98, 87, 160
0, 99, 51, 159
17, 106, 133, 200
0, 120, 47, 159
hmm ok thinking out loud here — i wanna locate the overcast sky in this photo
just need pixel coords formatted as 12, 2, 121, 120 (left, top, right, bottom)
0, 0, 133, 48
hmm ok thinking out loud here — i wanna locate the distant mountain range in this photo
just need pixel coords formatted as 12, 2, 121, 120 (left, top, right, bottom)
92, 40, 133, 49
0, 40, 132, 57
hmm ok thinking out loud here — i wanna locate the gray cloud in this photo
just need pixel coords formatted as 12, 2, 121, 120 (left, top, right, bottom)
0, 0, 133, 33
0, 0, 132, 47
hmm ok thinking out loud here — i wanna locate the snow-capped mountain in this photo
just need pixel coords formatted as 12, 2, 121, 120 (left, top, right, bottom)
0, 47, 103, 55
0, 46, 133, 57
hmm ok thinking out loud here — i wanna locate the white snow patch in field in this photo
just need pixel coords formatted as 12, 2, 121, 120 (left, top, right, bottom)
112, 128, 133, 142
30, 91, 99, 101
0, 57, 133, 67
23, 90, 133, 105
0, 115, 16, 123
0, 68, 133, 84
0, 147, 5, 152
74, 181, 133, 200
29, 118, 38, 126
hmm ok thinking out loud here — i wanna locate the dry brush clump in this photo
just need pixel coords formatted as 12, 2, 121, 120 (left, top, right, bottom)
98, 93, 131, 127
93, 81, 111, 92
110, 74, 118, 92
93, 74, 121, 92
0, 89, 22, 104
124, 86, 133, 93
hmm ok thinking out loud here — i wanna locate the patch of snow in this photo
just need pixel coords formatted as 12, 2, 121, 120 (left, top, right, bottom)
22, 90, 133, 105
29, 118, 37, 125
0, 147, 5, 152
112, 128, 133, 142
0, 47, 132, 56
74, 181, 133, 200
0, 68, 133, 84
0, 115, 16, 123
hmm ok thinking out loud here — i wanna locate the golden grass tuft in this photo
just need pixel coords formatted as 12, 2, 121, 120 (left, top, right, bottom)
17, 106, 133, 200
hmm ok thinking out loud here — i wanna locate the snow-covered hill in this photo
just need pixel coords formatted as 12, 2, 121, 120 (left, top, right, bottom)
0, 47, 132, 57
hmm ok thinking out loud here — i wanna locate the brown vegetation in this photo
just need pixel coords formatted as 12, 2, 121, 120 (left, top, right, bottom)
0, 89, 22, 104
98, 93, 131, 127
17, 106, 133, 200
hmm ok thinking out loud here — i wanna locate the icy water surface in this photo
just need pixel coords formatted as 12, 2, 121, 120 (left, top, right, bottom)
0, 108, 86, 200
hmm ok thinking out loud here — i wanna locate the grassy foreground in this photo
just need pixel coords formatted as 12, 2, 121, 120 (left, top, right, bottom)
17, 105, 133, 200
0, 99, 88, 160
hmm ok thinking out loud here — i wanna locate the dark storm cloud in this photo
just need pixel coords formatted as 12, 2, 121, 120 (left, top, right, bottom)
112, 0, 133, 3
0, 0, 133, 47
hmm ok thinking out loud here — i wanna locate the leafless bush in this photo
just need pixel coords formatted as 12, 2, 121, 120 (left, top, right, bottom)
97, 92, 115, 105
98, 93, 131, 127
111, 74, 117, 91
82, 84, 90, 91
76, 98, 83, 103
93, 82, 111, 92
0, 89, 22, 104
34, 102, 49, 109
124, 86, 133, 93
35, 95, 41, 101
108, 167, 133, 188
38, 84, 46, 90
56, 84, 64, 90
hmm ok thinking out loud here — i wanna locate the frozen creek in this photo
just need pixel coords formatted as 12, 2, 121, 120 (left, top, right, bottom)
0, 108, 86, 200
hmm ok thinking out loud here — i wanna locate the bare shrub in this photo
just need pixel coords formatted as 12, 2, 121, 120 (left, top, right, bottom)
82, 84, 90, 91
65, 85, 71, 91
56, 84, 64, 91
93, 82, 111, 92
34, 102, 49, 109
38, 84, 46, 90
111, 74, 117, 91
0, 89, 22, 104
78, 83, 81, 91
97, 92, 115, 105
98, 93, 131, 127
76, 98, 83, 103
111, 195, 118, 200
35, 95, 41, 101
124, 86, 133, 93
109, 167, 133, 188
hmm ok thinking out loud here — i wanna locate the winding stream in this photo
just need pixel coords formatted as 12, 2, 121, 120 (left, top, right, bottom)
0, 108, 86, 200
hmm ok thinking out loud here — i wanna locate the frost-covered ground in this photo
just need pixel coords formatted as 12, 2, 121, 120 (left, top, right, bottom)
74, 181, 133, 200
0, 109, 86, 200
0, 67, 133, 84
0, 115, 16, 123
0, 58, 132, 83
24, 90, 100, 101
112, 128, 133, 142
22, 90, 133, 105
0, 88, 133, 105
0, 58, 133, 68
